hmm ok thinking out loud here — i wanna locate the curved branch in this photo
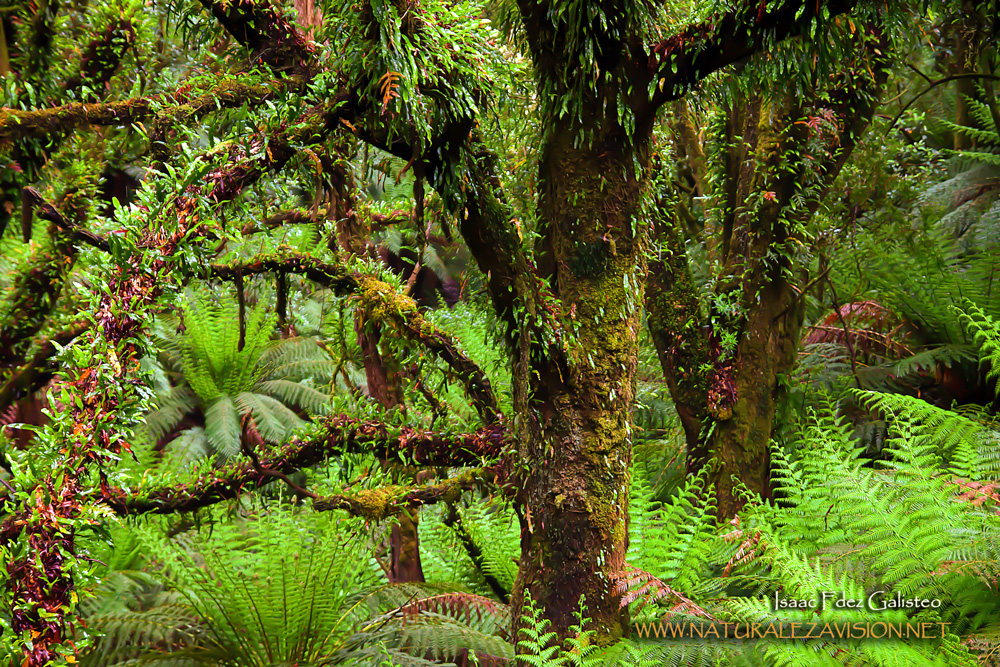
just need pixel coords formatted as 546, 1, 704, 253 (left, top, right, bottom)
22, 186, 111, 252
196, 93, 361, 207
100, 418, 508, 515
199, 0, 317, 76
647, 0, 861, 112
347, 123, 534, 342
887, 72, 1000, 132
210, 253, 503, 424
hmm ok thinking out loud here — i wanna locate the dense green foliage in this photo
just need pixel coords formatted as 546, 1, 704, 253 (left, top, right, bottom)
1, 0, 999, 665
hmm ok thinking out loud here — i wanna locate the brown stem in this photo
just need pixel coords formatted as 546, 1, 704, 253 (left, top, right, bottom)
825, 274, 861, 389
277, 271, 288, 337
236, 273, 246, 352
241, 415, 318, 499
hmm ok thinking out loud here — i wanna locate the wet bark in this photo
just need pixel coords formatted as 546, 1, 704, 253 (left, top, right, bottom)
510, 124, 648, 645
649, 29, 888, 517
389, 507, 425, 583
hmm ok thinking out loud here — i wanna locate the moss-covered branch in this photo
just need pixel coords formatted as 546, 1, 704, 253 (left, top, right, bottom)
0, 79, 284, 144
351, 122, 534, 342
647, 0, 860, 111
99, 418, 508, 515
211, 252, 503, 423
192, 94, 361, 209
312, 466, 501, 520
459, 130, 539, 339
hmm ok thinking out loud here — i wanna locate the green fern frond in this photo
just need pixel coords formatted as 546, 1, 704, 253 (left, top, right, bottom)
257, 379, 332, 415
126, 508, 383, 666
204, 396, 241, 458
235, 391, 306, 443
81, 604, 202, 667
856, 390, 1000, 479
141, 385, 199, 444
957, 300, 1000, 397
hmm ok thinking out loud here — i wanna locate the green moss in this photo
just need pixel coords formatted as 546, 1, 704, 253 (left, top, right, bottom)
352, 485, 402, 520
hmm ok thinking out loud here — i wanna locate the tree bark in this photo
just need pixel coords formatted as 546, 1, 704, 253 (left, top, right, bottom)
510, 124, 648, 645
649, 26, 888, 516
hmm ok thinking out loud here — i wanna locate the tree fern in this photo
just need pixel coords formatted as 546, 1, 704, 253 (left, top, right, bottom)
347, 582, 513, 664
626, 470, 717, 597
141, 292, 336, 462
105, 508, 385, 666
747, 397, 1000, 654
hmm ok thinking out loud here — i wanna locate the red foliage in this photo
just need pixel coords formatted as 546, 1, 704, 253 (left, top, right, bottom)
803, 300, 914, 360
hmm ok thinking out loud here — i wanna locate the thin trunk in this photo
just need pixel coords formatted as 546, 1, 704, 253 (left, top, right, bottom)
356, 313, 425, 583
389, 507, 425, 583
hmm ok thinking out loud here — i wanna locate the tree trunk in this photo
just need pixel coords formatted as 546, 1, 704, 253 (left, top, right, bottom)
510, 127, 647, 645
649, 29, 887, 516
356, 318, 426, 583
705, 258, 804, 517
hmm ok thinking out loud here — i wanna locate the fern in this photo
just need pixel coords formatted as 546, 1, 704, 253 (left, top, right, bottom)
857, 390, 1000, 479
957, 300, 1000, 397
141, 291, 336, 462
99, 507, 386, 666
626, 470, 717, 596
349, 583, 513, 664
419, 500, 519, 601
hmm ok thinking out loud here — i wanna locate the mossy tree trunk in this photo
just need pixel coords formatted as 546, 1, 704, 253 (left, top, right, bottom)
648, 32, 888, 517
471, 0, 875, 645
509, 125, 649, 645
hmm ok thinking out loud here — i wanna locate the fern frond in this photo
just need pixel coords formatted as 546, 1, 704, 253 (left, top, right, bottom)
235, 391, 306, 443
957, 300, 1000, 397
141, 385, 199, 444
204, 395, 241, 458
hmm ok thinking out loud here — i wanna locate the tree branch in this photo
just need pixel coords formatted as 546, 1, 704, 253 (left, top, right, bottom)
0, 325, 88, 412
312, 466, 502, 520
210, 252, 503, 424
346, 122, 534, 342
22, 186, 111, 252
0, 79, 284, 144
647, 0, 860, 112
198, 0, 317, 76
645, 203, 710, 448
199, 94, 361, 207
100, 418, 508, 515
887, 72, 1000, 132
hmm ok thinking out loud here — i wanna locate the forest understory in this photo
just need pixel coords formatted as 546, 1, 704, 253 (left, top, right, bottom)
1, 0, 1000, 665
